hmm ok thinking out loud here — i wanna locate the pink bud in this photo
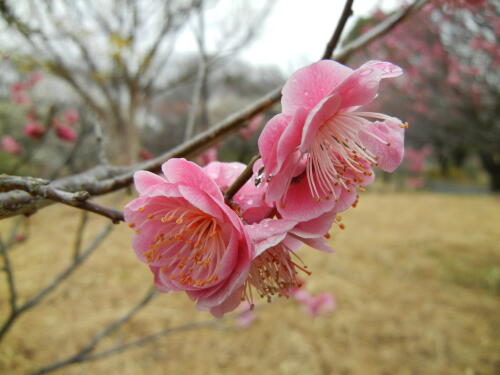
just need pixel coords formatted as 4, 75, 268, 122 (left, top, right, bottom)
55, 125, 77, 142
1, 136, 22, 156
23, 122, 46, 140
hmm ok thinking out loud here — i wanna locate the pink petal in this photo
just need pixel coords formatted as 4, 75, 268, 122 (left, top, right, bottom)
265, 151, 301, 204
276, 108, 308, 172
299, 93, 341, 152
334, 60, 403, 109
358, 120, 405, 172
278, 176, 337, 221
177, 185, 224, 220
258, 113, 290, 176
133, 171, 167, 195
162, 158, 224, 202
246, 218, 297, 256
282, 60, 352, 115
203, 161, 245, 191
299, 236, 334, 253
209, 286, 245, 318
291, 211, 336, 238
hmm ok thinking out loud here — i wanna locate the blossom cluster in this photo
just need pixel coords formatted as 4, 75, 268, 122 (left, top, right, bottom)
1, 72, 80, 158
125, 60, 406, 317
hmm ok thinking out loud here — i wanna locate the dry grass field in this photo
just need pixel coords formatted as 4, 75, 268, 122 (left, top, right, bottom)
1, 193, 499, 375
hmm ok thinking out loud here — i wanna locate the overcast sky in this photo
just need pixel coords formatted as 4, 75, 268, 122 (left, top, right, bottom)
174, 0, 400, 74
241, 0, 400, 73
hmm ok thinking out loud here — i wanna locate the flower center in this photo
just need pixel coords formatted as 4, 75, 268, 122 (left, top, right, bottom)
244, 243, 310, 303
306, 111, 398, 200
140, 203, 226, 288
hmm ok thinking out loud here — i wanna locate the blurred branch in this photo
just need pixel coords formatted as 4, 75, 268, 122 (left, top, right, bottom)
0, 0, 425, 221
73, 212, 89, 260
31, 287, 157, 375
0, 235, 18, 343
334, 0, 429, 63
84, 319, 220, 362
0, 223, 113, 342
322, 0, 354, 59
184, 0, 209, 141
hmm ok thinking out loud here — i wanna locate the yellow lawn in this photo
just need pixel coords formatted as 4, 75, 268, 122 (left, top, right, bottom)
1, 193, 499, 375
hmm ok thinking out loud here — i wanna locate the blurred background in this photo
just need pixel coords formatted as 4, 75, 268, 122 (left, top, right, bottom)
0, 0, 499, 374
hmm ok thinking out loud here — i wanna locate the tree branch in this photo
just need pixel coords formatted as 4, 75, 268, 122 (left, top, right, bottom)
0, 175, 124, 223
0, 0, 426, 221
31, 287, 157, 375
224, 154, 260, 202
0, 224, 113, 342
322, 0, 354, 59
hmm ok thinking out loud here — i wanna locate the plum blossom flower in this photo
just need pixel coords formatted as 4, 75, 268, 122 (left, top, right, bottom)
54, 123, 77, 142
243, 211, 336, 302
124, 159, 253, 317
291, 287, 336, 317
23, 121, 46, 140
1, 136, 22, 156
235, 302, 256, 328
258, 60, 406, 219
239, 113, 265, 140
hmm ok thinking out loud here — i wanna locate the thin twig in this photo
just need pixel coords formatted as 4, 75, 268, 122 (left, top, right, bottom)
0, 224, 113, 342
0, 235, 18, 330
73, 211, 89, 260
31, 287, 157, 375
85, 319, 220, 362
322, 0, 354, 59
224, 154, 261, 202
184, 0, 209, 141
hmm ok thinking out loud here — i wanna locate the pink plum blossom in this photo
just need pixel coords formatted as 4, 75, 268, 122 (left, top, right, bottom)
236, 302, 256, 328
239, 113, 265, 140
258, 60, 406, 220
55, 124, 77, 142
23, 121, 46, 140
124, 158, 254, 317
291, 288, 336, 317
243, 212, 335, 302
405, 146, 432, 174
1, 136, 22, 156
